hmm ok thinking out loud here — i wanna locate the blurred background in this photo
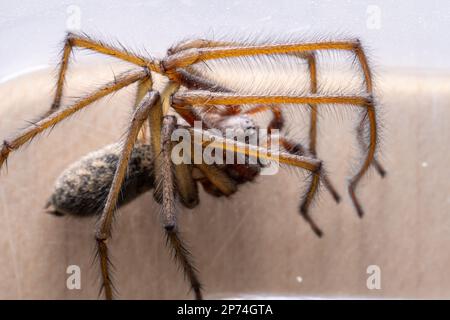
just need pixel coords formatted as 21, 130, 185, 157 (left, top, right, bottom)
0, 0, 449, 299
2, 0, 450, 82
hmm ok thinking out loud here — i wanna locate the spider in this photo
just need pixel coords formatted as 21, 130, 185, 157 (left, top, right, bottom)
0, 33, 386, 300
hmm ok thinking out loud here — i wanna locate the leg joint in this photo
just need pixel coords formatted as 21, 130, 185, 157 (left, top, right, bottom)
95, 229, 109, 242
366, 95, 375, 109
133, 91, 159, 121
352, 38, 363, 51
65, 32, 76, 46
1, 140, 12, 156
313, 160, 322, 174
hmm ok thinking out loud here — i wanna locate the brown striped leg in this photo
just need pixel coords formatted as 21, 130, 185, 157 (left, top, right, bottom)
169, 40, 342, 203
95, 91, 159, 299
164, 39, 385, 197
49, 33, 161, 114
160, 115, 202, 299
190, 126, 324, 235
0, 70, 148, 171
174, 91, 376, 217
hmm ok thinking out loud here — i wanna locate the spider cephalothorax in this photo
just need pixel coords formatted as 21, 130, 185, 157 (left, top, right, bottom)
0, 33, 386, 299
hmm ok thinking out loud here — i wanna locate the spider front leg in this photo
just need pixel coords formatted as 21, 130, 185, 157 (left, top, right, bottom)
173, 90, 376, 218
164, 39, 386, 183
95, 91, 160, 299
94, 88, 202, 299
349, 105, 377, 217
189, 126, 324, 235
160, 115, 202, 299
304, 53, 343, 203
352, 43, 386, 178
242, 103, 341, 205
277, 137, 338, 235
242, 53, 338, 204
0, 70, 148, 170
150, 82, 200, 208
153, 85, 202, 298
49, 32, 161, 114
169, 37, 385, 189
357, 118, 386, 177
169, 41, 342, 202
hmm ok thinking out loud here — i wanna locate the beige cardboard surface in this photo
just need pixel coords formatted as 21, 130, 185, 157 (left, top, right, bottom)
0, 64, 449, 299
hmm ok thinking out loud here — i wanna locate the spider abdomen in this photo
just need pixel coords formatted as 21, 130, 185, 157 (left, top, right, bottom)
45, 139, 261, 217
46, 143, 154, 217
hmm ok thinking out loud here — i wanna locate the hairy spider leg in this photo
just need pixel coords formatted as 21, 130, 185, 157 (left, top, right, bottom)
94, 93, 203, 300
174, 92, 333, 236
49, 33, 161, 114
187, 125, 323, 235
173, 91, 375, 232
164, 40, 381, 216
95, 91, 157, 299
160, 115, 202, 299
0, 70, 148, 170
167, 40, 347, 203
